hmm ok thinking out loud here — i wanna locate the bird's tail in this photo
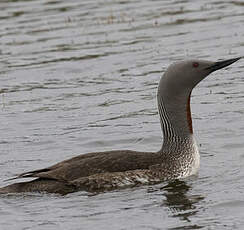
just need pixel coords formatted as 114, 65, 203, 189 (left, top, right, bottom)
0, 179, 76, 195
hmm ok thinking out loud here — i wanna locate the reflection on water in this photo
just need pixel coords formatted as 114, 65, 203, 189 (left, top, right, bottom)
162, 180, 204, 229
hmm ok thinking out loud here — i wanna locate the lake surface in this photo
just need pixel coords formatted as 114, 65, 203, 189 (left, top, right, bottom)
0, 0, 244, 229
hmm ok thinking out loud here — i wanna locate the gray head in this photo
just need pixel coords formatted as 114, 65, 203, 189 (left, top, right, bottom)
160, 58, 241, 93
157, 57, 241, 139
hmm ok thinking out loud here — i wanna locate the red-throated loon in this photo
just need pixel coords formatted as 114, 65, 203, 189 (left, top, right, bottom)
0, 58, 241, 195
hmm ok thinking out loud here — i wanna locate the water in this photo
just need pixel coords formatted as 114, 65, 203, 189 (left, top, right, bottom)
0, 0, 244, 229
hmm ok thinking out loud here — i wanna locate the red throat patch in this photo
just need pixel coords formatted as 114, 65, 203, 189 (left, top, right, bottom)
187, 93, 193, 134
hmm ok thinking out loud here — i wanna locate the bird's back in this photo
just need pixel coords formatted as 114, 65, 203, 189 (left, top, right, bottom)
0, 150, 164, 194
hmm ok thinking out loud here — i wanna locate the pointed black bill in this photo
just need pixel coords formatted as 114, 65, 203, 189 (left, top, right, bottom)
207, 57, 241, 72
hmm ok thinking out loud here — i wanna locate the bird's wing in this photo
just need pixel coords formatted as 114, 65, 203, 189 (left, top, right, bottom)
5, 150, 159, 182
70, 169, 164, 191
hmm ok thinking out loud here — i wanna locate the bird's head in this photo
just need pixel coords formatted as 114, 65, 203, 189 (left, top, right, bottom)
162, 58, 241, 92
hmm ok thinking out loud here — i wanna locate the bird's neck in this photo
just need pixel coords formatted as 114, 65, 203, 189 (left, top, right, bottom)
157, 85, 196, 151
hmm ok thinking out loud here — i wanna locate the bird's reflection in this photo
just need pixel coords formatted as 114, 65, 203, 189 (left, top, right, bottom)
160, 179, 204, 229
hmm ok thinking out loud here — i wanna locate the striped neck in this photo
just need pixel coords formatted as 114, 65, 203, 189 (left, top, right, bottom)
157, 92, 193, 140
157, 80, 196, 152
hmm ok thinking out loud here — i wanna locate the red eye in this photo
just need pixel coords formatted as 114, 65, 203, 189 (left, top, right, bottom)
193, 62, 199, 68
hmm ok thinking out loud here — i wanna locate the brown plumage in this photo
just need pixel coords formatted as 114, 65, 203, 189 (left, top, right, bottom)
0, 58, 240, 195
0, 151, 163, 194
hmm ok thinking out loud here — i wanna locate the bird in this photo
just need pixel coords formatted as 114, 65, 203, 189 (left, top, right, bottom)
0, 57, 240, 195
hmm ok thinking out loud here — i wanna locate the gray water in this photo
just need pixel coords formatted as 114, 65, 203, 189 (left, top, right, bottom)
0, 0, 244, 229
